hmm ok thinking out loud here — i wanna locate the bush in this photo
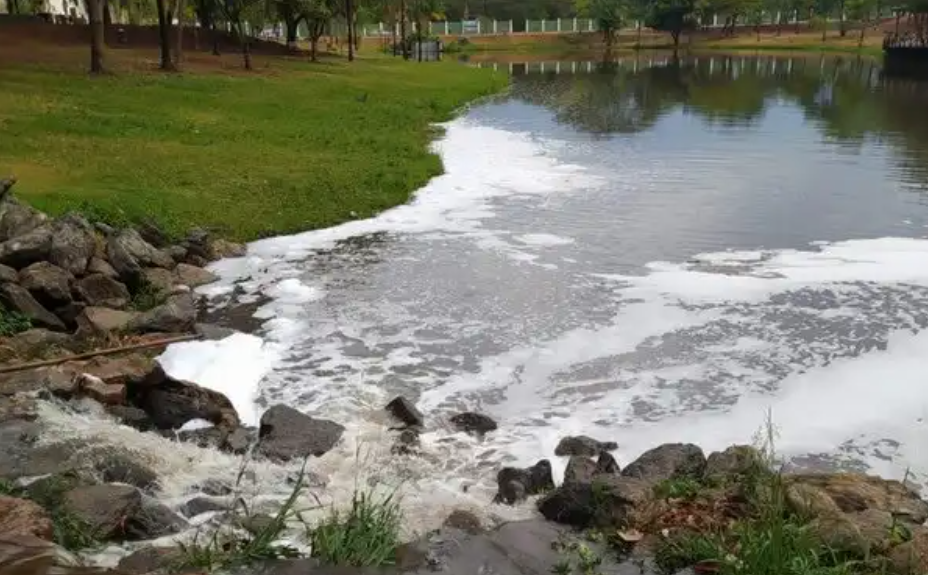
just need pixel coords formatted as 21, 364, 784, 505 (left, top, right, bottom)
308, 489, 402, 566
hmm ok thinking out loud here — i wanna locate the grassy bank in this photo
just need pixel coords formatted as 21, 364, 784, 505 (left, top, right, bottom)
0, 53, 506, 241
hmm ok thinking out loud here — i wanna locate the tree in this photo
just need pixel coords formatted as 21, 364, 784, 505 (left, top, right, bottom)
646, 0, 696, 47
88, 0, 106, 73
192, 0, 222, 55
217, 0, 266, 69
272, 0, 309, 50
303, 0, 334, 59
845, 0, 876, 45
155, 0, 176, 70
588, 0, 627, 45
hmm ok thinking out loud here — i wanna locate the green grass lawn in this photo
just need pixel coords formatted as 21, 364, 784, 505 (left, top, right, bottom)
0, 56, 506, 241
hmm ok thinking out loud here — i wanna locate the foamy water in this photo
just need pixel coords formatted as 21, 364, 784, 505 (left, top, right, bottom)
35, 66, 928, 556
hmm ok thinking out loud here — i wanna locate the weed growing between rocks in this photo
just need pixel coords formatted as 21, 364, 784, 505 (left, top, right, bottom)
653, 477, 702, 502
5, 475, 99, 551
307, 488, 403, 566
0, 304, 31, 336
128, 280, 167, 312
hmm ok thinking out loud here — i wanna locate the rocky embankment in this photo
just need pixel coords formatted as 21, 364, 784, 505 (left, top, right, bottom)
3, 179, 928, 575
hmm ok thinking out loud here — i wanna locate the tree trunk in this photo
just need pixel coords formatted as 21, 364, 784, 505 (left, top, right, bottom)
636, 21, 642, 48
240, 27, 252, 69
156, 0, 175, 70
211, 22, 221, 55
346, 0, 355, 61
400, 0, 408, 59
671, 29, 680, 47
88, 0, 105, 73
175, 0, 185, 66
285, 16, 299, 50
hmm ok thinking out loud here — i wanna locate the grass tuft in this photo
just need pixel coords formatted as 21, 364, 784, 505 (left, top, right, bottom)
0, 305, 32, 337
653, 477, 703, 501
308, 489, 403, 566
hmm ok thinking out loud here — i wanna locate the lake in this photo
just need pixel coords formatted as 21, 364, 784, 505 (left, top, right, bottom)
161, 52, 928, 530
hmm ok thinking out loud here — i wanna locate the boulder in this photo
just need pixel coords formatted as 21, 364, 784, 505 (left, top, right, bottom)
705, 445, 764, 482
48, 214, 96, 276
564, 456, 598, 486
0, 366, 75, 398
105, 234, 141, 281
141, 267, 174, 297
808, 514, 870, 557
223, 426, 256, 454
788, 473, 928, 526
0, 225, 53, 269
75, 374, 125, 406
211, 239, 246, 259
94, 222, 115, 236
130, 365, 239, 431
449, 412, 498, 435
74, 274, 130, 309
0, 534, 111, 575
195, 323, 237, 341
785, 482, 843, 519
889, 527, 928, 575
181, 497, 227, 517
847, 508, 896, 553
255, 405, 345, 462
75, 307, 138, 334
537, 476, 652, 528
597, 451, 621, 475
0, 496, 54, 540
75, 354, 156, 387
137, 221, 170, 249
0, 197, 47, 242
182, 228, 213, 261
554, 435, 618, 457
0, 265, 16, 283
166, 245, 187, 264
621, 443, 707, 486
494, 460, 554, 505
53, 302, 86, 329
198, 479, 232, 496
442, 509, 483, 535
0, 284, 65, 331
93, 452, 158, 491
86, 257, 117, 279
105, 405, 154, 432
172, 263, 217, 288
385, 396, 423, 428
63, 485, 185, 541
4, 329, 76, 360
126, 293, 196, 334
391, 427, 421, 455
17, 262, 72, 306
116, 546, 182, 575
110, 229, 174, 270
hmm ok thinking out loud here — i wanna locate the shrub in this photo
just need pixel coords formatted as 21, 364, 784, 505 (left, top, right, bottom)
308, 489, 402, 566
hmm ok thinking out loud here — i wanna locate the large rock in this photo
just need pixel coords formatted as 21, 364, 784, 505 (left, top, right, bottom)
48, 214, 96, 276
126, 293, 196, 333
563, 456, 598, 486
113, 229, 174, 270
75, 306, 138, 334
537, 476, 652, 528
0, 534, 110, 575
116, 546, 183, 575
105, 405, 154, 432
105, 234, 141, 281
3, 329, 76, 361
18, 262, 72, 306
0, 496, 53, 540
889, 527, 928, 575
0, 284, 65, 331
0, 225, 52, 269
785, 482, 843, 519
255, 405, 345, 462
0, 366, 75, 398
704, 445, 764, 482
555, 435, 618, 457
385, 396, 423, 428
93, 452, 158, 491
86, 257, 117, 279
74, 274, 130, 309
0, 265, 16, 283
211, 239, 246, 259
136, 221, 170, 249
173, 263, 217, 288
449, 412, 498, 435
787, 473, 928, 526
181, 497, 227, 517
494, 460, 554, 505
621, 443, 707, 486
130, 365, 239, 431
63, 485, 184, 541
0, 198, 48, 242
141, 267, 173, 297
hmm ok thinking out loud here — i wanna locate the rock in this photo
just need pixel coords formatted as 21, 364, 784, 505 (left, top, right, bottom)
494, 460, 554, 505
75, 307, 138, 334
597, 451, 621, 475
76, 354, 156, 387
621, 443, 707, 486
0, 284, 65, 331
0, 496, 54, 540
240, 514, 275, 536
199, 479, 233, 496
181, 497, 226, 517
449, 412, 497, 435
173, 263, 217, 288
537, 476, 652, 528
141, 267, 173, 296
74, 274, 130, 309
0, 534, 108, 575
0, 366, 75, 398
166, 245, 187, 264
564, 456, 598, 486
223, 426, 256, 454
105, 235, 141, 282
211, 239, 246, 259
255, 405, 345, 462
0, 225, 52, 269
116, 546, 182, 575
0, 395, 37, 423
385, 396, 423, 428
183, 228, 213, 261
788, 473, 928, 526
0, 264, 16, 283
443, 509, 483, 534
176, 426, 224, 449
786, 482, 843, 519
131, 364, 239, 431
126, 293, 196, 333
705, 445, 764, 482
64, 485, 185, 542
18, 262, 72, 306
94, 452, 158, 491
195, 323, 237, 341
808, 514, 870, 557
53, 302, 86, 329
104, 405, 154, 432
185, 253, 209, 267
94, 222, 115, 236
137, 221, 170, 249
889, 527, 928, 575
0, 197, 47, 241
848, 508, 895, 553
110, 229, 174, 270
391, 427, 421, 455
555, 435, 618, 457
75, 374, 125, 406
86, 257, 117, 279
4, 329, 76, 360
48, 214, 96, 276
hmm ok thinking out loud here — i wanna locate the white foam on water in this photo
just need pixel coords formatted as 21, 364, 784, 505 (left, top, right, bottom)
514, 233, 576, 247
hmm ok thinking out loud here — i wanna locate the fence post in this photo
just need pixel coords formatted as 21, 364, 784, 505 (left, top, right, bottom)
525, 19, 529, 32
493, 19, 497, 33
477, 19, 481, 33
541, 18, 545, 32
557, 18, 561, 31
445, 21, 449, 34
510, 20, 513, 33
589, 18, 593, 31
573, 17, 577, 31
